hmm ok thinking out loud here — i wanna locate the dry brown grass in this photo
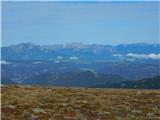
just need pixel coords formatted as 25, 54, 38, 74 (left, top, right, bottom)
1, 85, 160, 120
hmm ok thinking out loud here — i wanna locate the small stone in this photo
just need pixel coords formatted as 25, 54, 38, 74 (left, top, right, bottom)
146, 112, 153, 118
132, 110, 141, 114
82, 100, 89, 104
32, 108, 45, 114
62, 103, 68, 107
3, 105, 16, 110
136, 91, 142, 96
30, 114, 39, 120
98, 111, 110, 115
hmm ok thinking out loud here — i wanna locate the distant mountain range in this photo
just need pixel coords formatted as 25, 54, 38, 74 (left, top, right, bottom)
1, 60, 159, 80
2, 43, 160, 62
22, 71, 126, 87
1, 43, 160, 89
2, 69, 160, 89
93, 76, 160, 89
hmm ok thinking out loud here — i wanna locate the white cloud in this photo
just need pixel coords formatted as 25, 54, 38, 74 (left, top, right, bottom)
1, 61, 11, 64
113, 54, 122, 57
32, 61, 42, 64
69, 56, 79, 60
126, 53, 160, 59
56, 56, 63, 60
55, 60, 60, 63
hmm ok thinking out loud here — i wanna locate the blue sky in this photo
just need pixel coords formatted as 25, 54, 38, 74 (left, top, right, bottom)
2, 1, 159, 46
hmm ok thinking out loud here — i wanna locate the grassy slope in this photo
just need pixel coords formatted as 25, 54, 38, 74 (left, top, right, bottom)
1, 85, 160, 120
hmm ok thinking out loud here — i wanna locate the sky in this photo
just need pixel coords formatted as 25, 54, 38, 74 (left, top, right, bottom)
2, 1, 159, 46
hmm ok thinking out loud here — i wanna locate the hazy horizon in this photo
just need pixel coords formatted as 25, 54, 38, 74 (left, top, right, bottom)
2, 41, 160, 47
2, 1, 159, 46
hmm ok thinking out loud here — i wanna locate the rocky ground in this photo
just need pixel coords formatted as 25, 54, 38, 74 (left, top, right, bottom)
1, 85, 160, 120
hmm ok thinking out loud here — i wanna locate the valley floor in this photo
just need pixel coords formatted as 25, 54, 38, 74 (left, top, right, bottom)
1, 85, 160, 120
